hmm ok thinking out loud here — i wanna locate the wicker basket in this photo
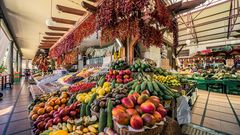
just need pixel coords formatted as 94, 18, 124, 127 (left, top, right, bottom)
113, 121, 164, 135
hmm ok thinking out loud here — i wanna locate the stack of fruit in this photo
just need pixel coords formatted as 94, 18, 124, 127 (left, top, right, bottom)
153, 75, 181, 87
76, 82, 111, 103
105, 69, 133, 84
110, 60, 128, 70
91, 87, 129, 113
68, 82, 96, 93
29, 101, 80, 134
112, 92, 167, 130
130, 61, 152, 72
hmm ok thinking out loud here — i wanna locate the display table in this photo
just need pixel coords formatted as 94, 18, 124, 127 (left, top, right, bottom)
0, 74, 12, 90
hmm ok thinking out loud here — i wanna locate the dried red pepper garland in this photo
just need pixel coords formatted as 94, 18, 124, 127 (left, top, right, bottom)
97, 0, 174, 48
50, 14, 96, 58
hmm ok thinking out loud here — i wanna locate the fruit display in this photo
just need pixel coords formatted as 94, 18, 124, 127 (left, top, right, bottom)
153, 75, 181, 87
76, 82, 111, 103
127, 80, 180, 100
29, 99, 80, 134
28, 59, 194, 135
110, 60, 129, 70
105, 69, 133, 84
91, 86, 129, 113
68, 82, 96, 93
76, 68, 100, 78
130, 60, 152, 72
112, 92, 167, 130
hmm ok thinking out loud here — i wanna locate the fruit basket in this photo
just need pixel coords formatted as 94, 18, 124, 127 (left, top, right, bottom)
113, 120, 164, 135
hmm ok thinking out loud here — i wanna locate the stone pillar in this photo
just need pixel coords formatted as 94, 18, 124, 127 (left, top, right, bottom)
16, 51, 19, 72
9, 41, 14, 83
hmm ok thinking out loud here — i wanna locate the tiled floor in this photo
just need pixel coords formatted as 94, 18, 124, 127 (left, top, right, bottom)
0, 80, 32, 135
192, 90, 240, 135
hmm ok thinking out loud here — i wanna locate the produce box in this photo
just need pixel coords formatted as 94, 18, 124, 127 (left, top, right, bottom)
224, 79, 240, 95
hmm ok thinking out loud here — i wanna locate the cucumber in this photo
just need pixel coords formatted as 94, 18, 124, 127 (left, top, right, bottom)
135, 85, 141, 92
107, 99, 113, 128
126, 80, 137, 87
131, 81, 138, 90
98, 76, 105, 87
152, 81, 163, 96
85, 103, 91, 116
111, 80, 116, 88
141, 81, 147, 91
89, 93, 97, 104
128, 90, 135, 95
80, 103, 86, 117
99, 108, 107, 132
147, 81, 154, 92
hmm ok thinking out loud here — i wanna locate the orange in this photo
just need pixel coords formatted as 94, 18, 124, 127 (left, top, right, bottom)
31, 114, 39, 121
46, 106, 53, 113
54, 105, 59, 110
61, 104, 66, 107
60, 98, 67, 104
47, 100, 55, 106
61, 93, 68, 98
38, 102, 45, 108
37, 108, 45, 115
55, 99, 61, 105
33, 107, 40, 114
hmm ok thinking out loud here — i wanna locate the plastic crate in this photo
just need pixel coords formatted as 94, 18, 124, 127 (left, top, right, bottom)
197, 83, 207, 90
223, 80, 240, 95
208, 87, 223, 93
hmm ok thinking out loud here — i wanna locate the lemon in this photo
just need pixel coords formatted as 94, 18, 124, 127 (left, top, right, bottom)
103, 82, 110, 88
98, 88, 105, 95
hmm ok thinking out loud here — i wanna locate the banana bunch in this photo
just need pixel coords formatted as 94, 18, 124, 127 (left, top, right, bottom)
51, 122, 75, 133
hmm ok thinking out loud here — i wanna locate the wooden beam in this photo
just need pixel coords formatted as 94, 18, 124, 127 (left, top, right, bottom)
179, 14, 240, 31
42, 39, 58, 42
45, 32, 65, 36
43, 36, 61, 40
51, 17, 76, 25
40, 42, 55, 45
56, 4, 86, 16
81, 1, 97, 13
87, 0, 98, 2
48, 26, 69, 31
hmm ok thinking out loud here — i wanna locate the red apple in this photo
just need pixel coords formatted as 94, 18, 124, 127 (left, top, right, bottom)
137, 94, 149, 105
112, 107, 125, 117
130, 115, 143, 129
127, 94, 137, 104
115, 112, 130, 125
135, 105, 143, 115
121, 97, 134, 109
62, 115, 70, 122
141, 90, 150, 96
157, 108, 167, 117
142, 113, 156, 127
69, 110, 77, 116
153, 111, 163, 122
126, 109, 138, 116
53, 117, 61, 124
116, 105, 126, 111
140, 101, 156, 114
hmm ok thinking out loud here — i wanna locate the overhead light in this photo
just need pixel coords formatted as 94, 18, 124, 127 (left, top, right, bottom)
186, 39, 191, 45
45, 18, 56, 26
115, 38, 123, 48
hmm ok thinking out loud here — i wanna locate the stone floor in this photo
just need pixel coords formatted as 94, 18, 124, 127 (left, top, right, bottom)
192, 90, 240, 135
0, 80, 32, 135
